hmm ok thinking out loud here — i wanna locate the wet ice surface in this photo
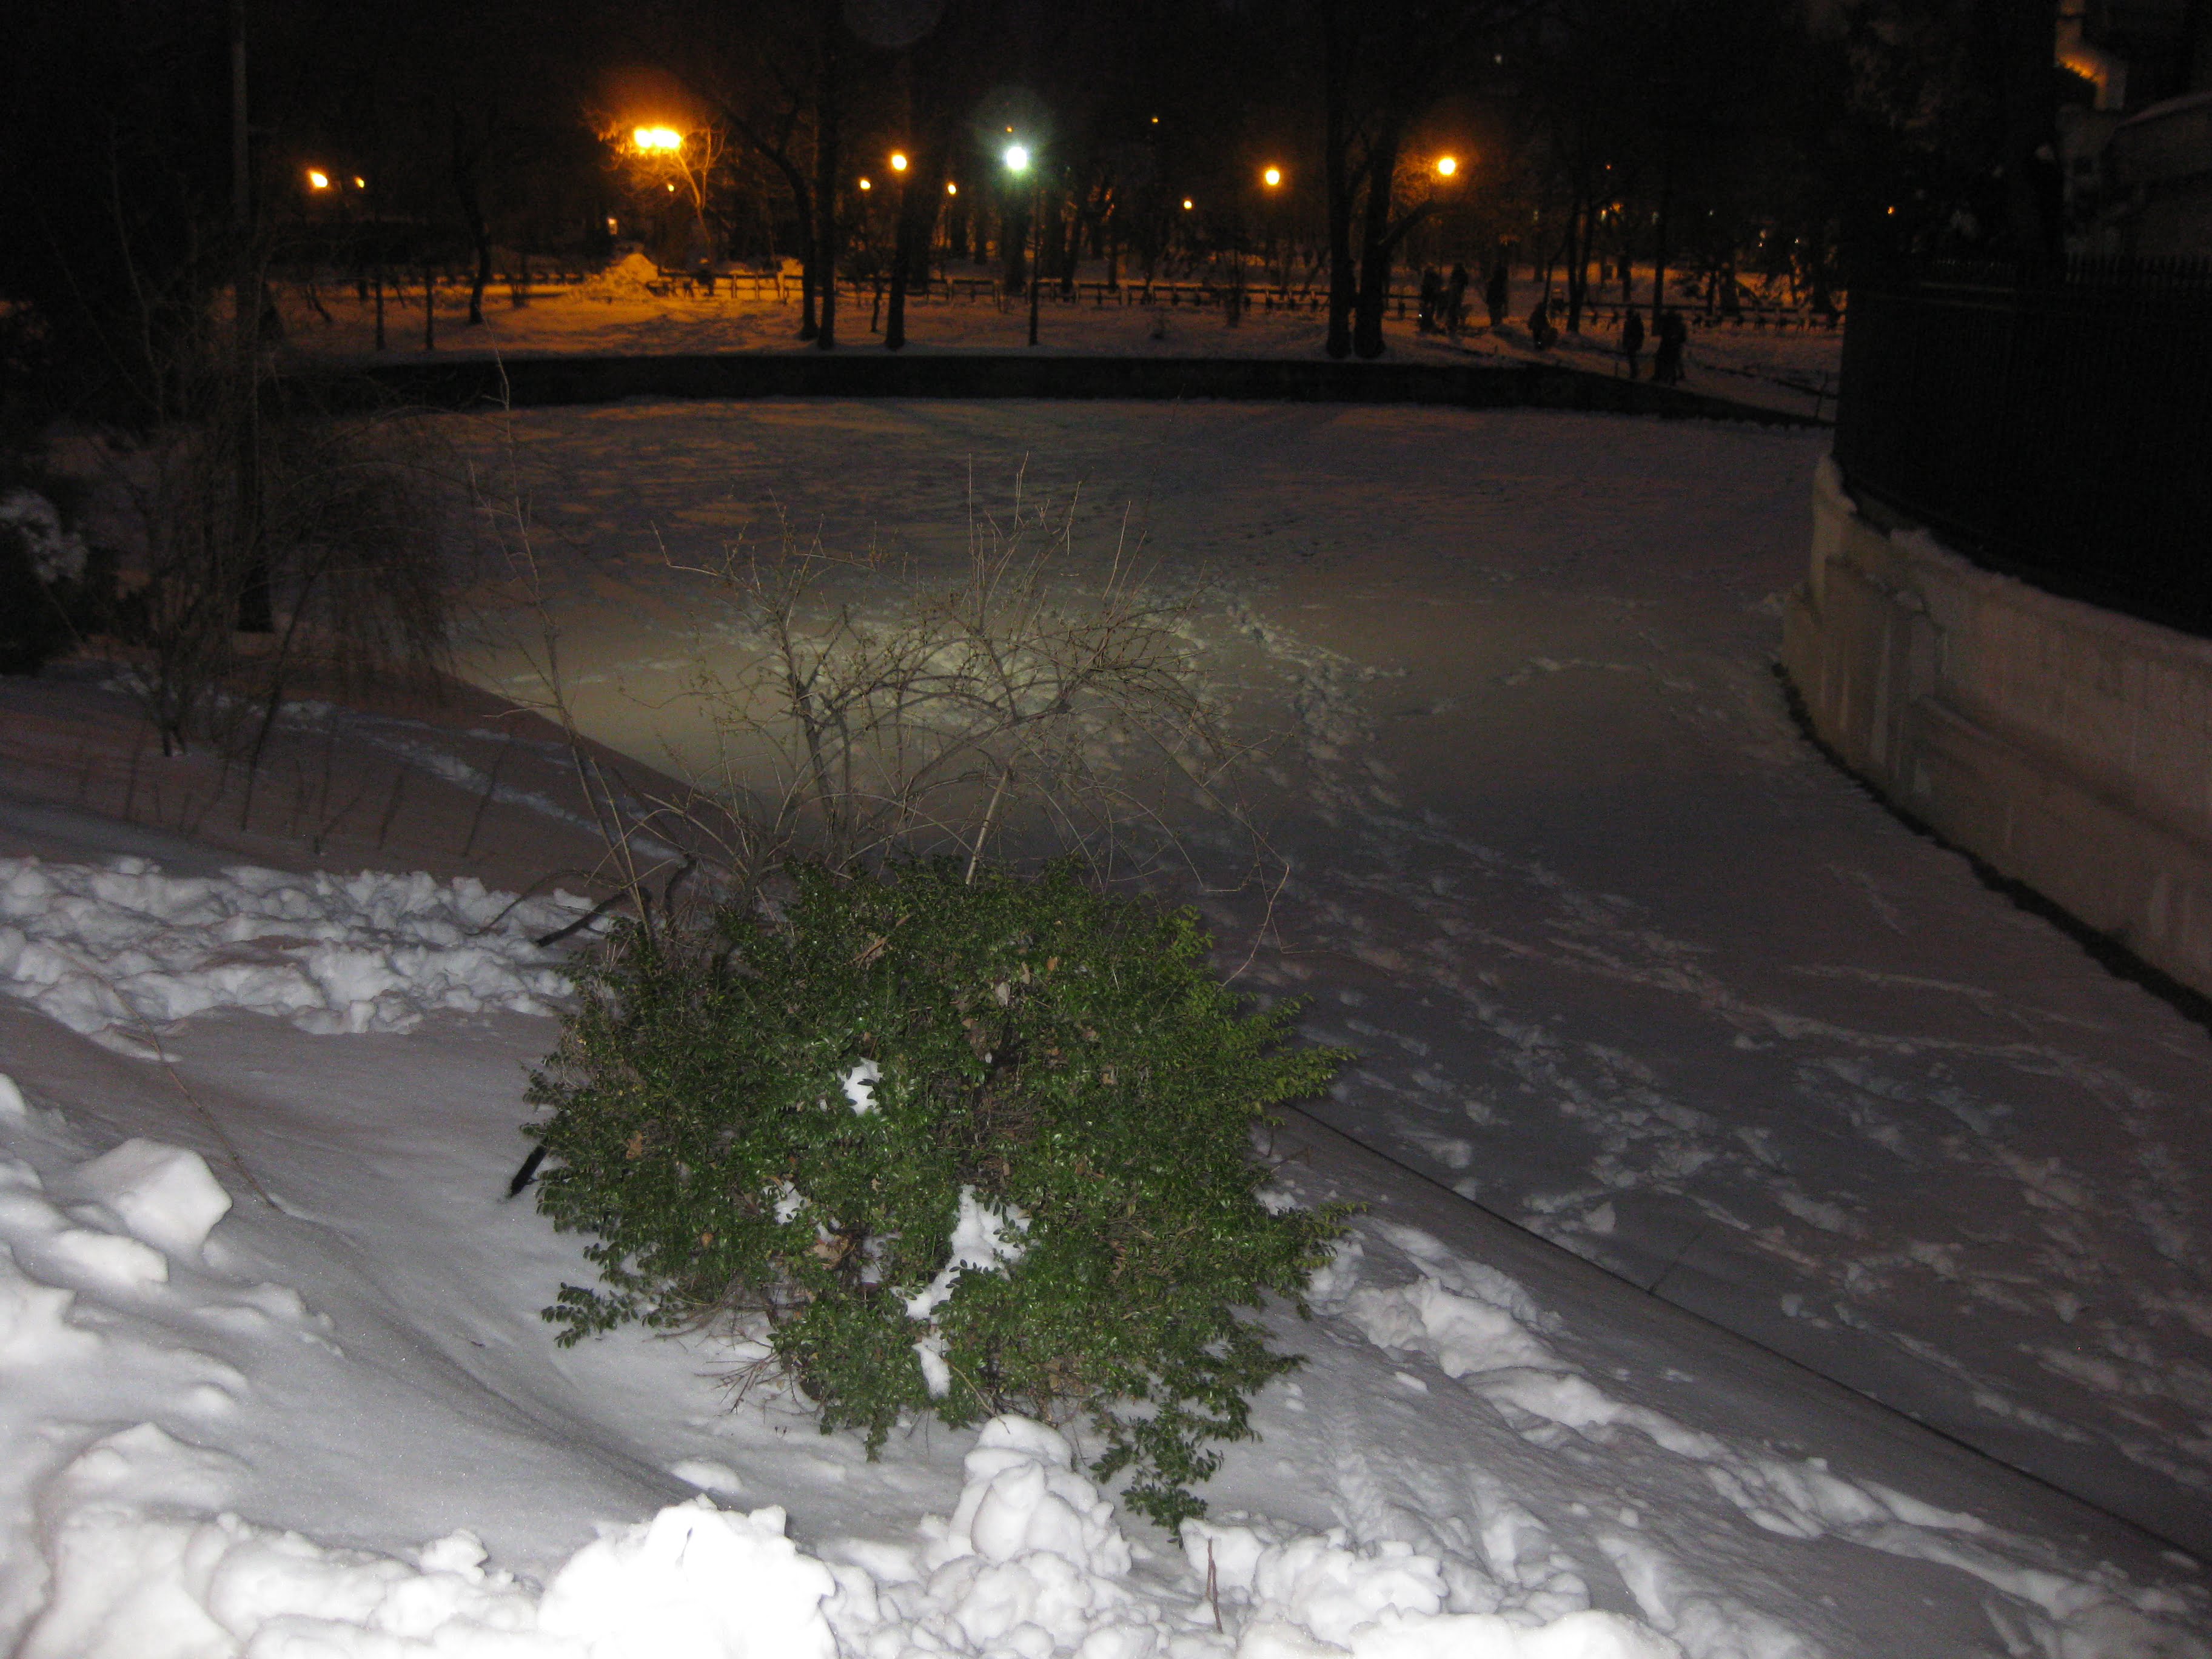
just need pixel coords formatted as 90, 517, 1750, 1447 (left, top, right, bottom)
446, 398, 2212, 1559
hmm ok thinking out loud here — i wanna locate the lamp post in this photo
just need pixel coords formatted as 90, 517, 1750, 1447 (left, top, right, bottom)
1261, 165, 1285, 290
1003, 140, 1039, 347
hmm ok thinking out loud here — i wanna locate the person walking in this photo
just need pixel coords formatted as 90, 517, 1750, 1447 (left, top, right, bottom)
1620, 307, 1645, 378
1443, 262, 1470, 337
1527, 295, 1557, 350
1652, 307, 1687, 384
1418, 267, 1443, 333
1484, 259, 1509, 329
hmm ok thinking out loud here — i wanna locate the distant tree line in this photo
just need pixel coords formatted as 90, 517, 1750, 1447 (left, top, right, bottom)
0, 0, 2096, 409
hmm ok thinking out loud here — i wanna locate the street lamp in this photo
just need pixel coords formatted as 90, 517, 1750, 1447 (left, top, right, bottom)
1262, 167, 1282, 189
1435, 155, 1458, 178
890, 151, 909, 173
307, 169, 331, 191
1004, 139, 1039, 346
633, 126, 683, 153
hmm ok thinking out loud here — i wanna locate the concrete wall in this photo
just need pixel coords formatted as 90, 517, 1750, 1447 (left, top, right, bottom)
1783, 457, 2212, 998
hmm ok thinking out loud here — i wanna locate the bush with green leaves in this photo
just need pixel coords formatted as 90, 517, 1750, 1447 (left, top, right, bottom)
525, 859, 1348, 1526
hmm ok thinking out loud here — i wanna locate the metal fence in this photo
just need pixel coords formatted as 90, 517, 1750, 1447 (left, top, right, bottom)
1832, 258, 2212, 637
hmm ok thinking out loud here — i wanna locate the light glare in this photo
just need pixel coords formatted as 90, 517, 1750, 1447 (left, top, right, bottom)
632, 126, 683, 153
1002, 142, 1030, 173
306, 169, 330, 190
1435, 155, 1458, 177
890, 152, 909, 172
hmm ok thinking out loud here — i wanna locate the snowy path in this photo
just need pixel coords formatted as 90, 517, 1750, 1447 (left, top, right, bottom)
441, 398, 2212, 1562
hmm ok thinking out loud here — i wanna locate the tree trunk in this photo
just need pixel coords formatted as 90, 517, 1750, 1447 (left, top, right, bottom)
1322, 9, 1357, 360
1002, 196, 1028, 294
1564, 189, 1589, 333
451, 109, 492, 326
1350, 124, 1401, 360
812, 24, 841, 350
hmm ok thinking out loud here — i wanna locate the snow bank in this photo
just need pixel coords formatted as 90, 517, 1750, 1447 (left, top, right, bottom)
16, 1403, 1678, 1659
0, 857, 592, 1045
826, 1415, 1677, 1659
575, 251, 668, 303
24, 1480, 834, 1659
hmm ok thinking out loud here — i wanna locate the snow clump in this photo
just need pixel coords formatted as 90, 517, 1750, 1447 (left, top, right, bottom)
903, 1186, 1031, 1396
65, 1139, 231, 1261
0, 489, 89, 585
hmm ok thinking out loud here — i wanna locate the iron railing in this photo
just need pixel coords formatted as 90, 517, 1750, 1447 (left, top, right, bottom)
1833, 258, 2212, 636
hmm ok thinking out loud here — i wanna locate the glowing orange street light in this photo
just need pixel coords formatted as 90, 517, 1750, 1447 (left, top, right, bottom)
1182, 197, 1195, 210
1435, 155, 1459, 178
632, 126, 683, 153
857, 176, 872, 191
890, 152, 909, 172
352, 176, 365, 189
1262, 166, 1282, 188
306, 169, 331, 190
946, 181, 959, 195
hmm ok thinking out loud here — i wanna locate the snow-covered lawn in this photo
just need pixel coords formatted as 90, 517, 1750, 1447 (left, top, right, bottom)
1, 398, 2205, 1657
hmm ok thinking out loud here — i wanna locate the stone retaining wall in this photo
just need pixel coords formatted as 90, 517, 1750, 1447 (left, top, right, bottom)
1783, 457, 2212, 998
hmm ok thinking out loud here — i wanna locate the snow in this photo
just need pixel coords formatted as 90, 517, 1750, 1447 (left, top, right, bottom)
903, 1186, 1032, 1321
435, 397, 2212, 1570
843, 1057, 883, 1114
24, 1472, 836, 1659
68, 1138, 232, 1259
0, 489, 90, 585
2, 395, 2210, 1658
0, 856, 590, 1047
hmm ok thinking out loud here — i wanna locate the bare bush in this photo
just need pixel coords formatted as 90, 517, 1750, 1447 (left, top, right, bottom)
480, 460, 1268, 917
99, 358, 455, 757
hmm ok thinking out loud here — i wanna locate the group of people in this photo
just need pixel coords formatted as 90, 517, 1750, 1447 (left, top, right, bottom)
1616, 306, 1687, 383
1416, 260, 1690, 386
1418, 261, 1515, 338
1523, 297, 1687, 384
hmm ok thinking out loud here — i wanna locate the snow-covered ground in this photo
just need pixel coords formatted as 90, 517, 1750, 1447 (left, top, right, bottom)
441, 398, 2212, 1555
275, 259, 1839, 420
2, 397, 2206, 1657
0, 846, 2202, 1659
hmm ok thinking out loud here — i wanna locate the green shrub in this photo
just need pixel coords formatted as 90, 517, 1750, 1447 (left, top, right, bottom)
525, 859, 1349, 1527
